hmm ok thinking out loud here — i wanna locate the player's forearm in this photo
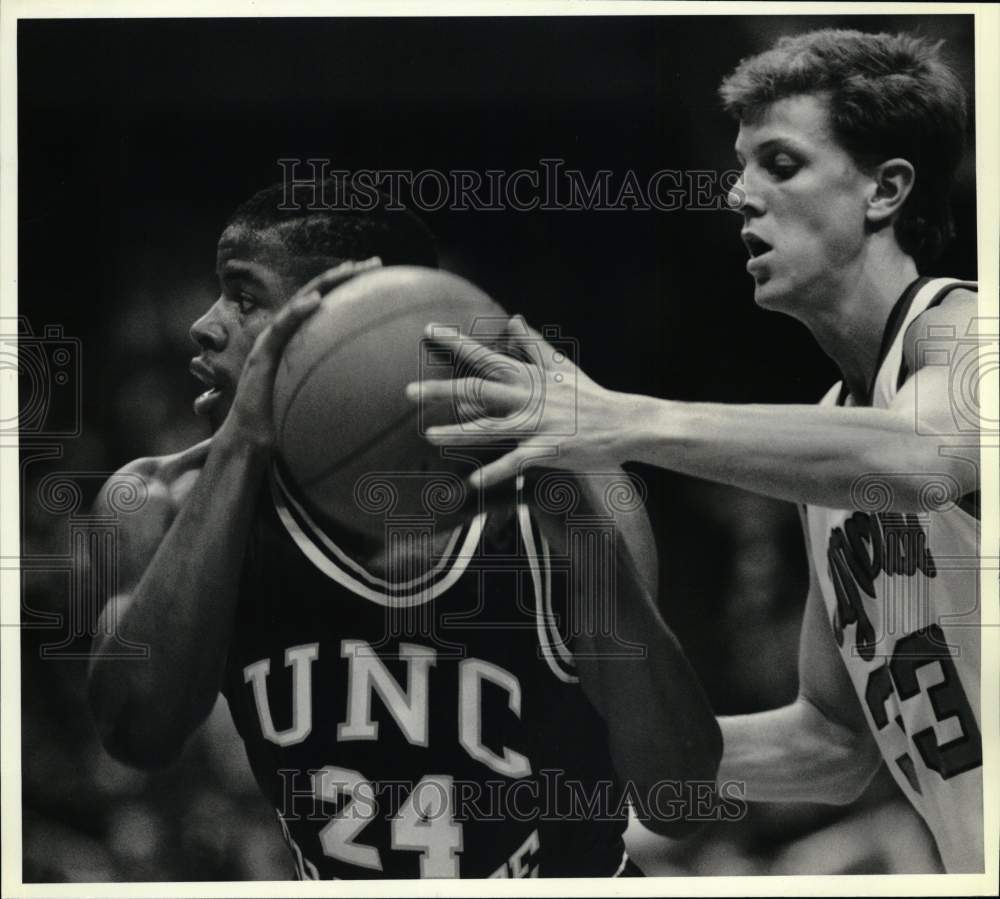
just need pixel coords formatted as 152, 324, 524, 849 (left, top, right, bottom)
718, 700, 880, 805
573, 592, 722, 834
89, 427, 268, 766
578, 625, 721, 781
622, 395, 967, 512
563, 476, 719, 783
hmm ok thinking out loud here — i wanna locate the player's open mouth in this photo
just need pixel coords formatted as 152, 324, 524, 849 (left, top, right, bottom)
742, 232, 772, 258
742, 232, 773, 272
190, 358, 225, 415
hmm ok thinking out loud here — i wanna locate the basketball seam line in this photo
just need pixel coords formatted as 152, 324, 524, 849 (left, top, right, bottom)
297, 405, 423, 488
276, 292, 482, 441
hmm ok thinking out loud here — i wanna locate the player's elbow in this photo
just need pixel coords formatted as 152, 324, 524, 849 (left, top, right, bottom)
700, 714, 725, 776
825, 730, 882, 805
635, 769, 723, 840
98, 721, 185, 771
640, 793, 715, 839
797, 698, 882, 805
647, 710, 723, 786
625, 717, 724, 838
670, 716, 723, 788
87, 666, 187, 771
666, 721, 724, 837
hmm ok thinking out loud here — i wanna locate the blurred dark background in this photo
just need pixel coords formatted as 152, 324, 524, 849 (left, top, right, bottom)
17, 13, 975, 881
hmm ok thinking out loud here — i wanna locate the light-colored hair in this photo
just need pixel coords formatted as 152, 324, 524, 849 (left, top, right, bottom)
720, 30, 968, 265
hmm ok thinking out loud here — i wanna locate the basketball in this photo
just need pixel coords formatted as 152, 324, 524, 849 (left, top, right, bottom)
273, 265, 507, 539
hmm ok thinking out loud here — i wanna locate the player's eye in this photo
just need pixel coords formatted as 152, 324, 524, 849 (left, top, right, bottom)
766, 153, 800, 180
235, 292, 258, 315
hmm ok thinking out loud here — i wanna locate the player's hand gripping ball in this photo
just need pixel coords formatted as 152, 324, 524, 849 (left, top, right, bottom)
273, 266, 507, 539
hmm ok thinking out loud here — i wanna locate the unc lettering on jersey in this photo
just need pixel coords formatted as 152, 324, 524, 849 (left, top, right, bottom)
244, 643, 318, 747
458, 658, 532, 778
338, 641, 435, 746
245, 640, 532, 776
225, 487, 628, 878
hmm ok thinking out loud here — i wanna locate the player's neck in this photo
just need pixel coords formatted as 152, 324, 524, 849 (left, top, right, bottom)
300, 513, 460, 581
803, 242, 919, 402
361, 522, 469, 580
360, 499, 513, 580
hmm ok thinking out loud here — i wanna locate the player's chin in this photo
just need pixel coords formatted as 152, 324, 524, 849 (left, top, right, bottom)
750, 274, 791, 312
193, 386, 232, 430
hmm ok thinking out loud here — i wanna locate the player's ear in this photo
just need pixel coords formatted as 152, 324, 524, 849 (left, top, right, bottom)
865, 158, 915, 226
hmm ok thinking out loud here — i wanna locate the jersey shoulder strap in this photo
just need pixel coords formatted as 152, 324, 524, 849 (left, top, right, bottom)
886, 277, 979, 393
876, 277, 980, 520
516, 499, 579, 685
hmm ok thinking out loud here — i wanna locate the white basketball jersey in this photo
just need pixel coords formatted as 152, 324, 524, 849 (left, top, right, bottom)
804, 277, 983, 873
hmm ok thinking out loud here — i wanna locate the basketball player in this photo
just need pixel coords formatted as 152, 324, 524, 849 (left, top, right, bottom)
411, 31, 984, 872
85, 182, 722, 878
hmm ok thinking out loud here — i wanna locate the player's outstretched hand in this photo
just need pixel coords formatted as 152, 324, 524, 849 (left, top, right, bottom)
224, 257, 382, 449
406, 314, 638, 489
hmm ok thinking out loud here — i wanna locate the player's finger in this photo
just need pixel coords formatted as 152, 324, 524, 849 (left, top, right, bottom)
303, 256, 382, 299
477, 440, 560, 490
504, 313, 528, 339
504, 313, 549, 349
254, 290, 324, 358
470, 450, 530, 491
405, 379, 523, 415
422, 324, 501, 370
405, 379, 457, 404
497, 314, 564, 375
501, 315, 525, 354
423, 421, 511, 445
256, 258, 382, 360
422, 334, 537, 389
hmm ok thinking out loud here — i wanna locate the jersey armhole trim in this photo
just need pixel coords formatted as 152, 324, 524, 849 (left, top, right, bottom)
895, 280, 979, 390
517, 502, 579, 684
895, 280, 980, 522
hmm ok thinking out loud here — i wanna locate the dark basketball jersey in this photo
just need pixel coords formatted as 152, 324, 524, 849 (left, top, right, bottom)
222, 465, 629, 879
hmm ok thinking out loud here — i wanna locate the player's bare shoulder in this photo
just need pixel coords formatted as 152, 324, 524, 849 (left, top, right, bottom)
94, 439, 212, 591
96, 438, 211, 516
902, 285, 978, 373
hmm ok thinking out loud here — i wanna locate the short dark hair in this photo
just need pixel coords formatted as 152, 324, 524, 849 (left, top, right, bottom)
225, 178, 439, 278
719, 29, 968, 265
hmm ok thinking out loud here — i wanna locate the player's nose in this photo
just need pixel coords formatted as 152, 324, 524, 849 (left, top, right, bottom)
189, 298, 227, 351
727, 172, 764, 218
